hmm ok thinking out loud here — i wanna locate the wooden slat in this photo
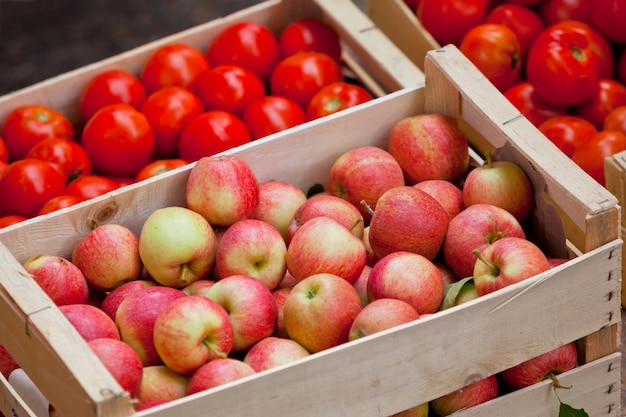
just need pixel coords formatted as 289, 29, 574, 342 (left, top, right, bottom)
605, 151, 626, 307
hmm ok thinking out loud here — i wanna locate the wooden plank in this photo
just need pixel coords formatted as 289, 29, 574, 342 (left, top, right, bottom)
0, 372, 37, 417
605, 151, 626, 307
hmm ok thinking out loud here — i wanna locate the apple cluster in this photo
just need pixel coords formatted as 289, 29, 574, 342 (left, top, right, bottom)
3, 112, 580, 416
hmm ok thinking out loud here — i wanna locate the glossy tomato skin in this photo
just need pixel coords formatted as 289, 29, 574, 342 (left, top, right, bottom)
306, 81, 373, 120
0, 214, 27, 229
25, 137, 92, 185
418, 0, 488, 46
573, 78, 626, 129
538, 115, 597, 156
81, 104, 155, 176
279, 18, 342, 64
140, 86, 205, 157
571, 130, 626, 185
135, 158, 189, 182
485, 4, 545, 58
0, 138, 8, 163
553, 20, 614, 79
65, 174, 120, 200
243, 96, 306, 140
604, 105, 626, 133
0, 158, 67, 218
591, 0, 626, 44
207, 22, 281, 84
459, 23, 523, 91
140, 43, 211, 94
539, 0, 594, 26
504, 81, 570, 126
178, 111, 251, 162
270, 51, 343, 108
79, 69, 147, 123
37, 194, 85, 215
195, 65, 266, 117
1, 105, 74, 162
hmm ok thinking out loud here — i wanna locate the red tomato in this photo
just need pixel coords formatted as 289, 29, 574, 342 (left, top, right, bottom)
573, 78, 626, 129
25, 137, 92, 185
37, 194, 85, 215
504, 0, 542, 5
195, 65, 266, 117
417, 0, 488, 46
485, 4, 545, 58
140, 86, 205, 157
81, 104, 155, 176
503, 81, 569, 126
270, 51, 343, 108
539, 0, 594, 26
243, 96, 306, 140
140, 43, 211, 94
459, 23, 523, 91
306, 81, 373, 120
279, 18, 343, 64
0, 214, 27, 228
178, 111, 251, 162
526, 24, 601, 106
604, 105, 626, 133
79, 69, 147, 123
591, 0, 626, 44
135, 158, 189, 182
538, 115, 597, 156
207, 22, 281, 83
571, 130, 626, 185
1, 105, 74, 162
0, 138, 8, 163
65, 174, 120, 200
0, 158, 67, 217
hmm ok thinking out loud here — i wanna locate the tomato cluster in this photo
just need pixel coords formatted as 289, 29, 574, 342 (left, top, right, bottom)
409, 0, 626, 186
0, 18, 375, 226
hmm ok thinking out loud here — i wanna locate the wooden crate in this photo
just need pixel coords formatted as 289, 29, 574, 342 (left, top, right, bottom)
0, 44, 621, 417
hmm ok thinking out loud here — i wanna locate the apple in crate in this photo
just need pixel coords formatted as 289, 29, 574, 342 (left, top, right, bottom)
391, 403, 429, 417
271, 287, 291, 339
71, 223, 143, 291
186, 155, 259, 227
59, 304, 120, 341
283, 272, 362, 353
0, 343, 19, 378
22, 254, 89, 306
100, 279, 158, 321
206, 274, 278, 352
251, 180, 308, 242
153, 295, 234, 374
352, 264, 372, 307
136, 365, 190, 408
413, 179, 464, 221
186, 358, 256, 395
182, 279, 216, 297
348, 298, 420, 341
88, 338, 143, 398
243, 336, 310, 372
430, 374, 499, 416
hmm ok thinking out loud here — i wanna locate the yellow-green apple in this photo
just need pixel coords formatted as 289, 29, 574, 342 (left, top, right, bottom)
499, 342, 578, 390
413, 179, 464, 221
139, 206, 217, 288
243, 336, 310, 372
462, 158, 533, 223
367, 186, 449, 260
88, 338, 143, 398
71, 223, 143, 291
186, 155, 259, 227
429, 374, 499, 416
440, 278, 480, 310
115, 285, 186, 366
59, 303, 120, 341
387, 113, 470, 185
390, 403, 429, 417
367, 251, 444, 315
362, 226, 379, 267
326, 145, 405, 222
348, 298, 419, 341
186, 358, 255, 395
251, 180, 308, 242
0, 343, 19, 378
442, 203, 526, 279
153, 295, 234, 374
205, 274, 277, 352
100, 279, 158, 321
473, 236, 551, 296
182, 279, 216, 296
271, 287, 291, 338
135, 365, 190, 409
22, 254, 89, 306
286, 194, 364, 243
283, 272, 362, 353
352, 264, 372, 307
215, 219, 287, 290
286, 216, 367, 284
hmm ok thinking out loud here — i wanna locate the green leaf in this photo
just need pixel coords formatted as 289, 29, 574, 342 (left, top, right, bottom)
559, 402, 589, 417
441, 277, 474, 310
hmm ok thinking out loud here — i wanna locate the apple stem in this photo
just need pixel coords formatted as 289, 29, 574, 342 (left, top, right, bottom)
472, 249, 500, 275
548, 371, 572, 390
485, 151, 493, 169
349, 216, 364, 232
360, 200, 375, 216
90, 219, 100, 230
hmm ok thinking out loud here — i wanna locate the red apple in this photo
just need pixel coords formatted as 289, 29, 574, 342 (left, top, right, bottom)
352, 264, 373, 307
88, 338, 143, 398
362, 226, 379, 267
413, 179, 464, 221
0, 343, 19, 378
348, 298, 419, 341
271, 287, 292, 339
100, 279, 158, 321
243, 336, 310, 372
251, 180, 308, 242
59, 303, 120, 341
182, 279, 216, 296
435, 261, 459, 285
276, 270, 298, 290
22, 254, 89, 306
430, 374, 499, 416
186, 358, 256, 395
136, 365, 190, 408
135, 400, 171, 411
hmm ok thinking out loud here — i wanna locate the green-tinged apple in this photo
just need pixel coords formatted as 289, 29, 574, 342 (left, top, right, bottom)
22, 254, 89, 306
442, 203, 526, 279
414, 179, 464, 221
462, 157, 533, 223
326, 145, 405, 222
367, 251, 444, 315
430, 375, 499, 416
499, 342, 578, 390
348, 298, 419, 341
251, 180, 308, 242
139, 206, 217, 288
186, 358, 256, 395
286, 216, 367, 284
59, 303, 120, 341
387, 113, 470, 185
352, 264, 372, 307
283, 272, 362, 353
272, 287, 291, 338
88, 338, 143, 398
182, 279, 216, 296
71, 223, 143, 291
390, 403, 429, 417
473, 236, 551, 296
367, 186, 449, 260
243, 336, 310, 372
153, 295, 234, 374
186, 155, 259, 227
100, 279, 158, 321
215, 219, 287, 290
286, 194, 364, 243
115, 285, 186, 366
135, 365, 190, 409
206, 274, 278, 352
